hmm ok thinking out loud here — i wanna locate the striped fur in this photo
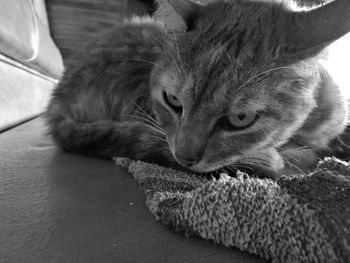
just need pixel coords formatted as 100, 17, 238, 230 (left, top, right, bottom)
46, 0, 349, 176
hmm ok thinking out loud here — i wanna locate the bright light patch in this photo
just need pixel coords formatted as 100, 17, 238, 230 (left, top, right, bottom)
320, 33, 350, 100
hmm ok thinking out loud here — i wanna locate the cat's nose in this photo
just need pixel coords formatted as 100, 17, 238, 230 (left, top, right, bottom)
174, 154, 200, 167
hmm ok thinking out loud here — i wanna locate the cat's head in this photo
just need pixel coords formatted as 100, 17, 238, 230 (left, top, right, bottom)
149, 0, 350, 173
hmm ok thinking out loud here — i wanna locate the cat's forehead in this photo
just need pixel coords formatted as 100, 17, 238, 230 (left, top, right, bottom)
179, 1, 285, 81
157, 0, 317, 113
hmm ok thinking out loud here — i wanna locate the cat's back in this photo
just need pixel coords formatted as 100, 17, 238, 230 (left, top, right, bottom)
46, 17, 166, 123
45, 17, 168, 151
73, 17, 167, 71
59, 17, 167, 94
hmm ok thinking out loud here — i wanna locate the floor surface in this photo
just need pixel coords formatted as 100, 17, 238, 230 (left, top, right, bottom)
0, 117, 265, 263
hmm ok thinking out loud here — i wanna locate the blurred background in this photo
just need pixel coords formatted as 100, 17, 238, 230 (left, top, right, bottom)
47, 0, 155, 61
0, 0, 155, 132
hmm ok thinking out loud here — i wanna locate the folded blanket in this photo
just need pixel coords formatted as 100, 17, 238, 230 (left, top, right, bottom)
115, 131, 350, 263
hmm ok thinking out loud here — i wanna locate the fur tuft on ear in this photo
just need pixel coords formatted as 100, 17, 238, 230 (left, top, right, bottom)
154, 0, 201, 32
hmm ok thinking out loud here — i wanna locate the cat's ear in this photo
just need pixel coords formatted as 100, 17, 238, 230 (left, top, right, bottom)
285, 0, 350, 54
154, 0, 201, 32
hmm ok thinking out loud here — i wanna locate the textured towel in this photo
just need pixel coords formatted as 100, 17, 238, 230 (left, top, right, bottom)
115, 130, 350, 263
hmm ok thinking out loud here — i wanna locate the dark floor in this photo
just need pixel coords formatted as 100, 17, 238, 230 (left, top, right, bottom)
0, 117, 265, 263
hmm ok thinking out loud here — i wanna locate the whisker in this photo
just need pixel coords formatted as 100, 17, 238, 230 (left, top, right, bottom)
242, 157, 269, 166
128, 100, 167, 137
226, 164, 245, 174
223, 166, 234, 173
128, 99, 162, 127
144, 26, 183, 77
279, 154, 306, 175
172, 30, 185, 75
116, 112, 166, 136
282, 146, 311, 155
113, 121, 164, 134
236, 66, 296, 92
278, 144, 312, 165
116, 59, 165, 70
118, 113, 157, 126
234, 163, 255, 172
279, 143, 310, 151
133, 113, 163, 131
224, 50, 232, 63
279, 150, 301, 164
147, 135, 168, 143
128, 99, 152, 118
134, 111, 158, 125
141, 122, 167, 136
243, 158, 272, 170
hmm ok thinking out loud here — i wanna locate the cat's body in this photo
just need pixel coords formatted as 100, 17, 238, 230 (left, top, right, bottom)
46, 19, 181, 168
46, 0, 350, 176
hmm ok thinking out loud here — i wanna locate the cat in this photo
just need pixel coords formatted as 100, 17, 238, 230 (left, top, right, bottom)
45, 0, 350, 177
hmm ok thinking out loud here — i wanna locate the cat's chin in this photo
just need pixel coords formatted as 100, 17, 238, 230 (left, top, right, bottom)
188, 158, 238, 174
187, 156, 283, 179
187, 159, 248, 174
187, 163, 280, 179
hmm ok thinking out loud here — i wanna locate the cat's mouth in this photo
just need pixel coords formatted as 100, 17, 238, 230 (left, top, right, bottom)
169, 137, 283, 178
185, 161, 279, 179
183, 156, 238, 174
185, 155, 281, 179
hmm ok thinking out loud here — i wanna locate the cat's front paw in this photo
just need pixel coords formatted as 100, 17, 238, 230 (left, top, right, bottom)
237, 148, 284, 179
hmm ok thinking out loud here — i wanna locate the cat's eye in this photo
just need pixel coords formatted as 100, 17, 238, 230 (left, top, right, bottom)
228, 113, 257, 128
217, 112, 258, 131
162, 91, 183, 113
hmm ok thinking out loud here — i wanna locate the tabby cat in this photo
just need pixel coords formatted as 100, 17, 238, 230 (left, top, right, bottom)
45, 0, 350, 176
